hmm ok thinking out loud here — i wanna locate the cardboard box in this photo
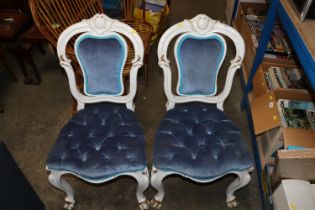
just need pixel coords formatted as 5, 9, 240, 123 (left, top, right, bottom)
250, 89, 315, 173
250, 89, 313, 135
252, 60, 305, 97
274, 149, 315, 181
272, 179, 315, 210
234, 3, 266, 78
283, 129, 315, 149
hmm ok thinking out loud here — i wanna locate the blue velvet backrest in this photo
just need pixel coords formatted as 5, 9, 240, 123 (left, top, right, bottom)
175, 34, 227, 96
75, 33, 127, 96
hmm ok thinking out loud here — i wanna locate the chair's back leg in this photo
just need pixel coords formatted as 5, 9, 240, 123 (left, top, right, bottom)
129, 167, 150, 210
226, 170, 252, 208
150, 169, 171, 209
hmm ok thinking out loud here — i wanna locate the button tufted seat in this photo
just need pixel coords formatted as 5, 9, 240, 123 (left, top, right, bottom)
47, 103, 146, 180
153, 103, 253, 180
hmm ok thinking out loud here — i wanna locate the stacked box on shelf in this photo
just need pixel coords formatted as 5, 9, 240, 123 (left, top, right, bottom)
234, 3, 266, 79
252, 60, 308, 97
250, 88, 315, 208
250, 89, 315, 181
234, 3, 294, 81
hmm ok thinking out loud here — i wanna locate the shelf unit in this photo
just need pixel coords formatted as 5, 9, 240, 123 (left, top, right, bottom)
232, 0, 315, 209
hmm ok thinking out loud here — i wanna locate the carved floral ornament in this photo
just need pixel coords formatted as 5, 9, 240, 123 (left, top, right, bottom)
189, 14, 217, 35
84, 14, 114, 34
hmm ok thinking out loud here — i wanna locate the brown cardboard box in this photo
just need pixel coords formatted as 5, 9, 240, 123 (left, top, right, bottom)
250, 89, 314, 158
234, 3, 267, 79
274, 149, 315, 181
252, 60, 303, 97
283, 128, 315, 149
251, 89, 315, 179
250, 89, 313, 135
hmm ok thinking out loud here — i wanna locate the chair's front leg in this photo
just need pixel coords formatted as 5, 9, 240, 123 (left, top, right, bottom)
48, 170, 75, 210
150, 169, 170, 209
226, 169, 252, 208
130, 167, 150, 210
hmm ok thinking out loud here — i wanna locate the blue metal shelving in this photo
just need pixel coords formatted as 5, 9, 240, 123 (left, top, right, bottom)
233, 0, 315, 209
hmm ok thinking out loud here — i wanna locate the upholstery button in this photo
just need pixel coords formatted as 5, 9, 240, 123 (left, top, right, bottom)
126, 153, 137, 161
81, 153, 88, 162
102, 154, 112, 161
162, 130, 172, 135
126, 133, 136, 137
191, 154, 197, 160
235, 151, 241, 157
60, 152, 67, 160
94, 144, 102, 151
108, 131, 114, 137
206, 130, 212, 135
88, 130, 96, 138
117, 144, 128, 151
101, 118, 106, 126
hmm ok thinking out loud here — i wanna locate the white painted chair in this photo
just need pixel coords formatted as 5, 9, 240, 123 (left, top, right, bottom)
151, 14, 254, 209
46, 14, 149, 210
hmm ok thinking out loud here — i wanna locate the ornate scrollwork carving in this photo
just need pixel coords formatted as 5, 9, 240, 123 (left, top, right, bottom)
190, 14, 217, 35
159, 54, 170, 68
132, 55, 143, 68
84, 14, 114, 34
59, 55, 72, 68
230, 56, 242, 69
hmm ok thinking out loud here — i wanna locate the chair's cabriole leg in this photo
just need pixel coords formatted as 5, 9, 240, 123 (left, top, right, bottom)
150, 169, 169, 209
226, 170, 252, 208
130, 167, 150, 210
48, 170, 75, 210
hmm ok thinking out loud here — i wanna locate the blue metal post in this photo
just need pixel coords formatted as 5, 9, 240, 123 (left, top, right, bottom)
240, 0, 280, 109
239, 70, 265, 210
231, 0, 239, 24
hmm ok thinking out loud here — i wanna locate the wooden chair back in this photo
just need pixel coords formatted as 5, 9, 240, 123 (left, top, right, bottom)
121, 0, 152, 82
29, 0, 104, 49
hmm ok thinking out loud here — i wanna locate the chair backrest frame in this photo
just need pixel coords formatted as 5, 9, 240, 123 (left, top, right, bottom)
57, 14, 144, 111
157, 14, 245, 111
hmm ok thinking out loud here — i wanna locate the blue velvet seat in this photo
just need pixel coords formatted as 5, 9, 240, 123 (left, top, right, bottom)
47, 103, 146, 180
153, 103, 253, 180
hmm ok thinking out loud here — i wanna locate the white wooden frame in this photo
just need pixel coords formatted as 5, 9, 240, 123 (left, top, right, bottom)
151, 14, 251, 209
157, 14, 245, 111
48, 14, 149, 210
57, 14, 144, 111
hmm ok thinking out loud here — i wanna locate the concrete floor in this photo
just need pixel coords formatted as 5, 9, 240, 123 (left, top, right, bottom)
0, 0, 262, 209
